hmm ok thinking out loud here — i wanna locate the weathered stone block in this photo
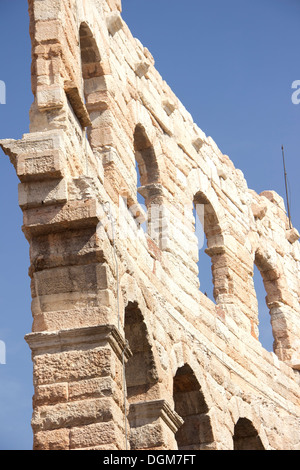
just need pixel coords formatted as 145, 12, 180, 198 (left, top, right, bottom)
36, 85, 65, 110
252, 203, 267, 220
33, 428, 70, 450
34, 383, 68, 406
34, 19, 62, 43
32, 263, 112, 297
70, 421, 125, 449
32, 348, 113, 385
16, 149, 65, 182
68, 376, 122, 404
106, 12, 123, 36
286, 228, 300, 244
22, 199, 102, 236
32, 397, 122, 432
18, 179, 68, 209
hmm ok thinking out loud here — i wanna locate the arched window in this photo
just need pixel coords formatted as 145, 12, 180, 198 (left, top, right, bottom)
65, 23, 103, 133
173, 364, 215, 450
134, 124, 159, 188
254, 248, 285, 355
193, 202, 214, 300
75, 22, 105, 148
134, 155, 147, 232
133, 124, 161, 235
233, 418, 265, 450
253, 264, 274, 352
193, 191, 224, 303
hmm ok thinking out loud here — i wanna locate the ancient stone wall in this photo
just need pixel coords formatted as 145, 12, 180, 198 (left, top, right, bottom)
1, 0, 300, 450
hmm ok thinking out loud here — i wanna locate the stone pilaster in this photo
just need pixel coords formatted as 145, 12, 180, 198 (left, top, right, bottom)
26, 325, 131, 450
128, 400, 184, 450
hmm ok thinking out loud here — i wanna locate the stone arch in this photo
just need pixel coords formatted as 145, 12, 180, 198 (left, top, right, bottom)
254, 244, 284, 309
134, 124, 160, 188
254, 243, 290, 358
133, 123, 163, 205
169, 337, 214, 408
124, 301, 159, 403
120, 273, 160, 398
229, 397, 270, 450
131, 123, 168, 245
78, 21, 112, 151
187, 169, 227, 230
123, 296, 165, 450
187, 169, 232, 303
79, 22, 102, 77
193, 190, 225, 249
120, 272, 149, 324
128, 100, 157, 148
173, 364, 216, 450
187, 168, 246, 308
192, 194, 217, 301
233, 418, 265, 450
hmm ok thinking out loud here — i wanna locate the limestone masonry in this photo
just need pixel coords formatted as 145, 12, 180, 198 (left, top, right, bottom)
1, 0, 300, 450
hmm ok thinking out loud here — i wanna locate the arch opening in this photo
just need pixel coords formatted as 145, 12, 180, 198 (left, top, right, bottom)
79, 23, 102, 80
253, 264, 274, 352
233, 418, 265, 450
77, 22, 105, 150
193, 202, 213, 301
254, 249, 285, 354
132, 124, 161, 233
134, 124, 159, 188
193, 191, 224, 303
124, 301, 158, 404
134, 156, 147, 232
173, 364, 214, 450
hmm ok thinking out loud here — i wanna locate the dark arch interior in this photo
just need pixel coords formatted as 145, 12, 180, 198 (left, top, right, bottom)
79, 23, 102, 77
134, 124, 159, 187
233, 418, 265, 450
124, 301, 158, 403
173, 364, 214, 450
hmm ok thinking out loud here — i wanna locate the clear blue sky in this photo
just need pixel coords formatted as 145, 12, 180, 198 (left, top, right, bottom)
0, 0, 299, 450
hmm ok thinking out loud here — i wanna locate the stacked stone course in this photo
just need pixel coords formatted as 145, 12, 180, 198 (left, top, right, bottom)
1, 0, 300, 450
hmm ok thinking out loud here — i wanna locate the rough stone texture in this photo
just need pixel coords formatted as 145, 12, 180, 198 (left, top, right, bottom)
1, 0, 300, 450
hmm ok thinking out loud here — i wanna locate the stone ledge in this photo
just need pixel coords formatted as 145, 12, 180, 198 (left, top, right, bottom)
0, 131, 67, 182
25, 324, 132, 362
64, 81, 92, 128
18, 179, 68, 209
22, 199, 102, 236
16, 150, 65, 182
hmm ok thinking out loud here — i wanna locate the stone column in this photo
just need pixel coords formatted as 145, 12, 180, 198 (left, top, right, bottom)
26, 325, 131, 450
128, 400, 184, 450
